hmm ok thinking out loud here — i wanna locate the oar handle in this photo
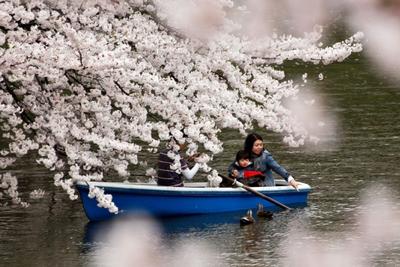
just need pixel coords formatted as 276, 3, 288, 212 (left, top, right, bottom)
218, 174, 291, 211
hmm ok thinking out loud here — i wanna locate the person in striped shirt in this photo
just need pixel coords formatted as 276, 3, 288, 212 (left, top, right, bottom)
157, 139, 200, 187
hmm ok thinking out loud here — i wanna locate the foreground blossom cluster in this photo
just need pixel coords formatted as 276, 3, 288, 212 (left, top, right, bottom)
0, 0, 362, 211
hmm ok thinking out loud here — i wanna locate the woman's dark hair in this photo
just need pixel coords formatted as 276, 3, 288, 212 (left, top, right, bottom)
235, 150, 250, 162
244, 133, 263, 153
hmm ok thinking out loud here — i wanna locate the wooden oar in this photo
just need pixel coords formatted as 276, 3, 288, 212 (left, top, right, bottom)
218, 174, 292, 211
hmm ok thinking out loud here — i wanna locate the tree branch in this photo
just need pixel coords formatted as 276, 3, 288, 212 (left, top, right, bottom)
114, 81, 129, 96
34, 74, 53, 108
1, 75, 34, 124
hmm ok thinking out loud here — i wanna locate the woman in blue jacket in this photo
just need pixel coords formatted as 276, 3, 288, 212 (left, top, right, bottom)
229, 133, 300, 189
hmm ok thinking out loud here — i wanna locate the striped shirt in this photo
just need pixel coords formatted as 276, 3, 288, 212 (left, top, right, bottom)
157, 149, 188, 186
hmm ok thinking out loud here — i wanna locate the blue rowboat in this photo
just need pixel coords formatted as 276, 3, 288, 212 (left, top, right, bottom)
76, 180, 311, 221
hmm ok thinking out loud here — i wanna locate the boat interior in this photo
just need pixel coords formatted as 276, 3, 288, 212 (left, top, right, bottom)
182, 179, 289, 188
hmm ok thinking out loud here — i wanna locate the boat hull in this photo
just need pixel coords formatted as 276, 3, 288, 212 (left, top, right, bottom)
76, 181, 311, 221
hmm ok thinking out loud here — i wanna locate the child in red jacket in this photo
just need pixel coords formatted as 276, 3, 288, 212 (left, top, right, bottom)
229, 150, 265, 187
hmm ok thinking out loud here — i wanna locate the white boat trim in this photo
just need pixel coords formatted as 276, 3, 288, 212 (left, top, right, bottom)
76, 180, 311, 193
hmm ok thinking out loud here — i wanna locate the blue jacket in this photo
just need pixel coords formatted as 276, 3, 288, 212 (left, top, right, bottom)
253, 150, 290, 186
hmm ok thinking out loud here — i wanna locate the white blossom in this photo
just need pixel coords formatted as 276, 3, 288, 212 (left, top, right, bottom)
145, 167, 157, 177
207, 170, 222, 187
0, 172, 29, 207
29, 189, 46, 199
88, 185, 118, 214
302, 73, 308, 83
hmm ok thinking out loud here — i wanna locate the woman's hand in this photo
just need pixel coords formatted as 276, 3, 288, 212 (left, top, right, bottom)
288, 178, 300, 191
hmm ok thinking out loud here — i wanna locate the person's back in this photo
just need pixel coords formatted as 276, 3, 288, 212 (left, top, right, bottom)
157, 149, 187, 187
157, 137, 200, 186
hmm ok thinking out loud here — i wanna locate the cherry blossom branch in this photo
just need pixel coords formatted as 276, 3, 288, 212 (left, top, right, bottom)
1, 75, 34, 124
0, 0, 363, 209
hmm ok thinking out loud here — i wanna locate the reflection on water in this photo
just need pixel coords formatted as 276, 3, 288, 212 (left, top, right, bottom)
282, 187, 400, 267
1, 30, 400, 267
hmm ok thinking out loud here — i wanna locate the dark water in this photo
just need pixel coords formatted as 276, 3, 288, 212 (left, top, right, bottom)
1, 33, 400, 266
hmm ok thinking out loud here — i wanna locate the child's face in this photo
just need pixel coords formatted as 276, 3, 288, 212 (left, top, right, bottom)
238, 158, 250, 167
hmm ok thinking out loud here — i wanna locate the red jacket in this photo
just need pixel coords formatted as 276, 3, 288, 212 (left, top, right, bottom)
243, 170, 264, 179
